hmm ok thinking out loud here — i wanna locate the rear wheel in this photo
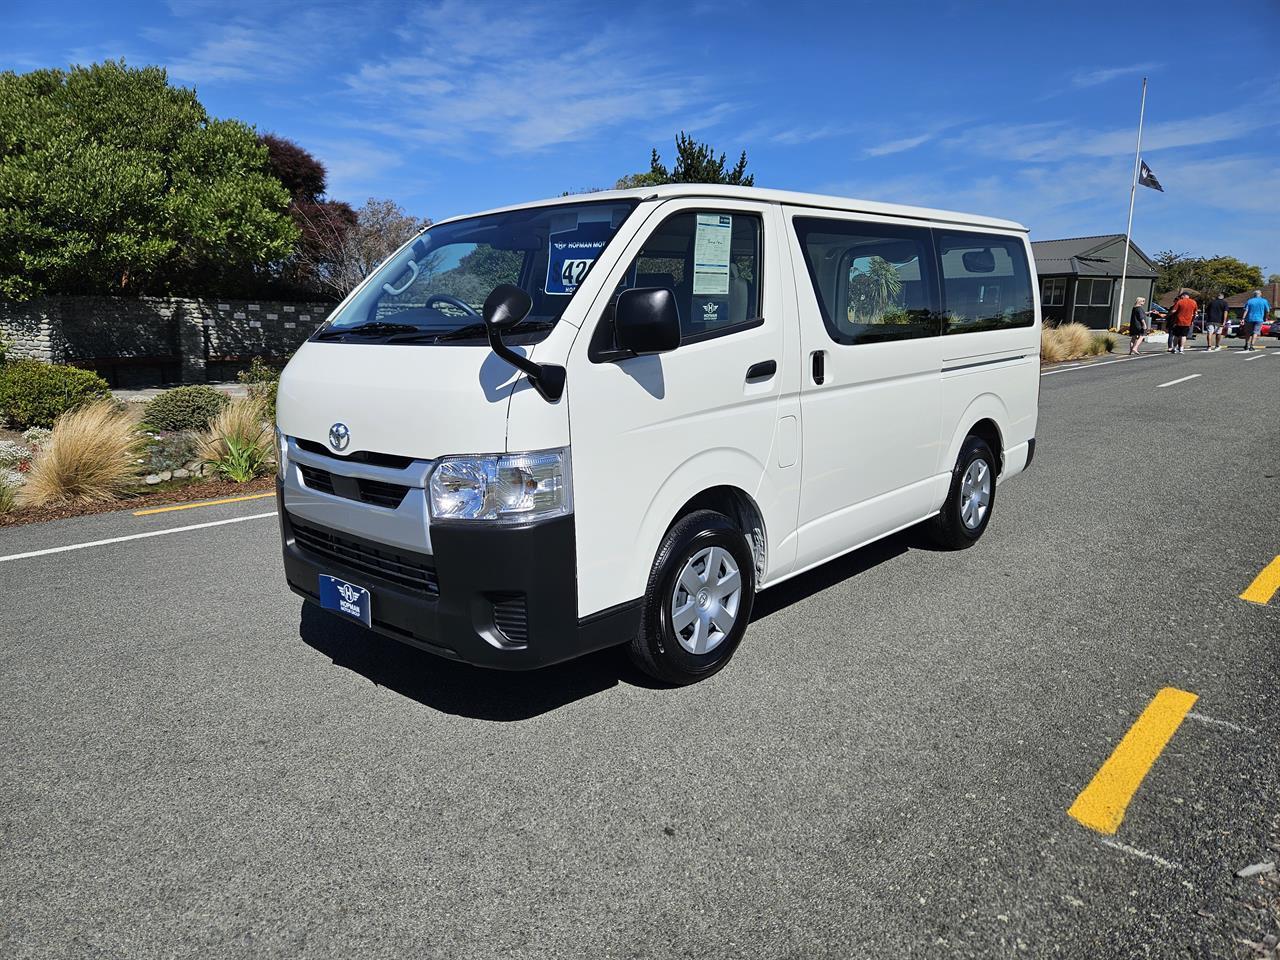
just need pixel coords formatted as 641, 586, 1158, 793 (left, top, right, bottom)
928, 436, 998, 549
628, 510, 756, 685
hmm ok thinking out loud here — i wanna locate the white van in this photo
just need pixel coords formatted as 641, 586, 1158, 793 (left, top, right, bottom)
276, 185, 1039, 684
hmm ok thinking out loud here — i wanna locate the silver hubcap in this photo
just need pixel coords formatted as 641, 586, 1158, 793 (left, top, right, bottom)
671, 546, 742, 655
960, 458, 992, 530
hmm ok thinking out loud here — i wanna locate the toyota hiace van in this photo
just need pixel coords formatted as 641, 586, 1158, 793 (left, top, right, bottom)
276, 185, 1039, 684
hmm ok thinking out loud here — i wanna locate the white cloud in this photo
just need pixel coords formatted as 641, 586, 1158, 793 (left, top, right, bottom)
340, 0, 715, 152
864, 133, 934, 157
942, 109, 1273, 163
1071, 63, 1156, 88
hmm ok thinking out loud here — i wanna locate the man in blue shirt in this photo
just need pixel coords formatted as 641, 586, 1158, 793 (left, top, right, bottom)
1241, 290, 1272, 351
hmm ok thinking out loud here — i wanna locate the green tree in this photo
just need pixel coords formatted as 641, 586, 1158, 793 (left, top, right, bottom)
1153, 251, 1263, 298
0, 60, 298, 300
1193, 256, 1263, 297
616, 132, 755, 189
1267, 273, 1280, 286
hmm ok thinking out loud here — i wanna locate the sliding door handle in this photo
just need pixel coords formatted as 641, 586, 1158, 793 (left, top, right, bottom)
811, 350, 825, 385
745, 360, 777, 383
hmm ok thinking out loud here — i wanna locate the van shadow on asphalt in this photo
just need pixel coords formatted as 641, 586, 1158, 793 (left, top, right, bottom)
298, 525, 930, 721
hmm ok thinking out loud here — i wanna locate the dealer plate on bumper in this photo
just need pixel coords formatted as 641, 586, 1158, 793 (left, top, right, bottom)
318, 575, 371, 627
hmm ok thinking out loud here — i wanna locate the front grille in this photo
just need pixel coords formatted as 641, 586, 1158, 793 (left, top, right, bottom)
297, 463, 410, 509
358, 477, 410, 509
290, 516, 439, 595
297, 463, 335, 496
295, 438, 416, 470
491, 594, 529, 645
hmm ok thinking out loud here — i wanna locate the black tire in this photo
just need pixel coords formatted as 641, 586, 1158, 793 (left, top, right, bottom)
928, 436, 998, 550
628, 509, 756, 685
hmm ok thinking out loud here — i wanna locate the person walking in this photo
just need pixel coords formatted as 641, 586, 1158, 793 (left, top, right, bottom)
1169, 291, 1197, 354
1128, 297, 1149, 354
1241, 289, 1271, 351
1205, 291, 1229, 351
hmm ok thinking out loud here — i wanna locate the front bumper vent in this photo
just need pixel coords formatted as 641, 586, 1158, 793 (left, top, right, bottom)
290, 515, 439, 596
297, 463, 410, 510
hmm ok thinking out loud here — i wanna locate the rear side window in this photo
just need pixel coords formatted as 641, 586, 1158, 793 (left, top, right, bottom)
620, 211, 763, 342
937, 232, 1035, 334
793, 217, 939, 345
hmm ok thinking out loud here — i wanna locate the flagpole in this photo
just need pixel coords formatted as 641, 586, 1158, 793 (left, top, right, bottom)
1115, 77, 1147, 331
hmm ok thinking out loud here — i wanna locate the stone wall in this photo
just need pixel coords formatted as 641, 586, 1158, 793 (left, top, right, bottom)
0, 296, 335, 386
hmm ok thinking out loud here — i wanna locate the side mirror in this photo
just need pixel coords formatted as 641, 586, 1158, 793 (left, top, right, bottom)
482, 283, 532, 332
615, 288, 681, 355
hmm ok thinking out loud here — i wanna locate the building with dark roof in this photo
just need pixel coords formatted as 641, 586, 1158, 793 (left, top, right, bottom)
1031, 235, 1158, 329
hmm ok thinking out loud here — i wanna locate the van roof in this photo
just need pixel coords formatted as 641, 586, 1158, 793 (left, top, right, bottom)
437, 183, 1027, 233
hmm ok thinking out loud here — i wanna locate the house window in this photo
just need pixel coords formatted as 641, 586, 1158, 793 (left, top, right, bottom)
1076, 278, 1112, 307
1041, 277, 1066, 307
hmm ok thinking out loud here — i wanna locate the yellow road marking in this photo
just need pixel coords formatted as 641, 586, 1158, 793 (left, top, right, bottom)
133, 492, 275, 516
1240, 556, 1280, 605
1068, 687, 1198, 835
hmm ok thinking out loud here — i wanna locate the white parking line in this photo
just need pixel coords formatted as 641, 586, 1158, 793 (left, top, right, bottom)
1041, 355, 1159, 377
1156, 374, 1201, 388
0, 512, 278, 564
1243, 352, 1268, 361
1097, 837, 1183, 871
1185, 711, 1259, 736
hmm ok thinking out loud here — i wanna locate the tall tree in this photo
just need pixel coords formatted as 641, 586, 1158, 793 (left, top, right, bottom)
0, 60, 298, 299
260, 133, 356, 297
297, 198, 429, 298
616, 132, 755, 189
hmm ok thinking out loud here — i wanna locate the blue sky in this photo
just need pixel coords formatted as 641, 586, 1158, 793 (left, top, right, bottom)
5, 0, 1278, 272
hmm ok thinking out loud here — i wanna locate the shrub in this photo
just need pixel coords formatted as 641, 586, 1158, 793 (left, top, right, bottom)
144, 430, 202, 473
199, 396, 274, 482
144, 385, 229, 431
0, 477, 15, 514
0, 438, 31, 468
17, 400, 141, 506
0, 360, 112, 429
237, 357, 281, 421
1092, 333, 1117, 355
21, 426, 51, 450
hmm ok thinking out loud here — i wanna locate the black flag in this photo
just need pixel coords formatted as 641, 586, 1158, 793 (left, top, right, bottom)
1138, 160, 1164, 192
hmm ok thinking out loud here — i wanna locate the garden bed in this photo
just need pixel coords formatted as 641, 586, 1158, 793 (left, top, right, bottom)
0, 474, 274, 527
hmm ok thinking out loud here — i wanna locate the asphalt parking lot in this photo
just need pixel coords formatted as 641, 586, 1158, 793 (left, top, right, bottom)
2, 346, 1277, 959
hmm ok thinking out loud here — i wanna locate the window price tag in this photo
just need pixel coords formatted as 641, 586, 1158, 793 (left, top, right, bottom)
547, 220, 615, 295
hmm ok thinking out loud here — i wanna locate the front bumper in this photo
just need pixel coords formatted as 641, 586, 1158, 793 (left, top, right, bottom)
277, 481, 639, 670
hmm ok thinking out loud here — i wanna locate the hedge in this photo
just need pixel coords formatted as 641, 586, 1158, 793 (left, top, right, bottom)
0, 360, 113, 429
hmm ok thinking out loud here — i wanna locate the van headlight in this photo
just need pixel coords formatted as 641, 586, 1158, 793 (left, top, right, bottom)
429, 449, 571, 522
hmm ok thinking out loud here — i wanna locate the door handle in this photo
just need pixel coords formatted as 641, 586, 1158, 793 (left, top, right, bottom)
811, 350, 825, 385
745, 360, 777, 383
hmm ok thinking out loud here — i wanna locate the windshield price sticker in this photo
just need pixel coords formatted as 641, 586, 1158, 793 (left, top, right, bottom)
692, 214, 733, 296
547, 220, 615, 295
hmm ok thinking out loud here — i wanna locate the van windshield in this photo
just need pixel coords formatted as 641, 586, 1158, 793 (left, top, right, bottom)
315, 199, 638, 343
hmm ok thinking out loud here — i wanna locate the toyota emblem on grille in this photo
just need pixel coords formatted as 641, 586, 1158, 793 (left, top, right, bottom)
328, 422, 350, 451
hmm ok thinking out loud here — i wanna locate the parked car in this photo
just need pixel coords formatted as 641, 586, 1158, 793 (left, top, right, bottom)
275, 185, 1041, 684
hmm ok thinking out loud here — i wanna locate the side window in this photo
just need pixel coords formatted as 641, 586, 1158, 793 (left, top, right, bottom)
1041, 277, 1065, 307
937, 232, 1035, 334
622, 211, 762, 342
1076, 278, 1111, 307
793, 217, 939, 344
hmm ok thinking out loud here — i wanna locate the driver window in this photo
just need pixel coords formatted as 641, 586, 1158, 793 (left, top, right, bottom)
618, 211, 763, 342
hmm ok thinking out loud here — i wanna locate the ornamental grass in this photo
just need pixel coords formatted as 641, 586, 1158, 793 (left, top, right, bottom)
17, 400, 141, 506
198, 396, 275, 483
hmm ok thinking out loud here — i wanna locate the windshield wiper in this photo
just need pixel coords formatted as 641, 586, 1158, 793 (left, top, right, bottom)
383, 320, 557, 344
313, 321, 422, 341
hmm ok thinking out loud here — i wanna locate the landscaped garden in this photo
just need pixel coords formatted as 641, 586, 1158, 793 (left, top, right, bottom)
0, 354, 279, 525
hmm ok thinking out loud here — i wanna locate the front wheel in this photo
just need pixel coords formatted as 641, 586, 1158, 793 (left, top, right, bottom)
928, 436, 998, 549
628, 510, 756, 685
